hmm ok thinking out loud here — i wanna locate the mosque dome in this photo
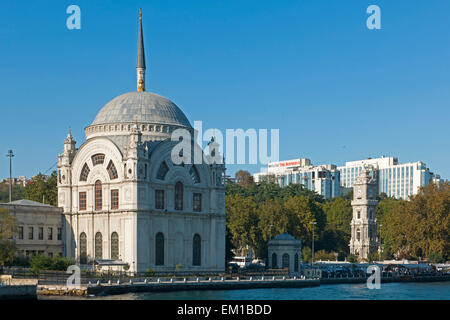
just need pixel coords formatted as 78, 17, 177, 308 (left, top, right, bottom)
91, 91, 191, 128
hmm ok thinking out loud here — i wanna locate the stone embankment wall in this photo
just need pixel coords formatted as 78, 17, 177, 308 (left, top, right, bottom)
0, 285, 37, 300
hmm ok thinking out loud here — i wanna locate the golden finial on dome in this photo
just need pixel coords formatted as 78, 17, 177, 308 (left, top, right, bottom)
137, 78, 145, 92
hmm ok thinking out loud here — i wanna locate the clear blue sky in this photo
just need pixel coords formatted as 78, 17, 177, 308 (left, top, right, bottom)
0, 0, 449, 180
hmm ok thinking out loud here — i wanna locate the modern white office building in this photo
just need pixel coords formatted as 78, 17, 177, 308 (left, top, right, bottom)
337, 156, 437, 200
253, 156, 440, 200
253, 158, 341, 199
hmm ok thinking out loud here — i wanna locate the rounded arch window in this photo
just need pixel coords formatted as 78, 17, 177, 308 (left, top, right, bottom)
95, 180, 102, 210
356, 228, 361, 241
272, 253, 277, 268
175, 181, 183, 210
95, 232, 102, 259
155, 232, 164, 266
110, 232, 119, 260
282, 253, 290, 269
193, 234, 201, 266
79, 232, 87, 264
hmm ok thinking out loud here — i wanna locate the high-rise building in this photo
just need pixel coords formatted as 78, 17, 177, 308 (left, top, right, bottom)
253, 158, 340, 199
338, 156, 437, 200
253, 155, 440, 201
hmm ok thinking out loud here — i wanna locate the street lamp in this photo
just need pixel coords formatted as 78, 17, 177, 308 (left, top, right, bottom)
310, 222, 317, 265
378, 224, 383, 261
6, 150, 14, 202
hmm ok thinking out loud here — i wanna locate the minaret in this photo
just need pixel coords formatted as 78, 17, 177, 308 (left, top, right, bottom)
137, 9, 146, 92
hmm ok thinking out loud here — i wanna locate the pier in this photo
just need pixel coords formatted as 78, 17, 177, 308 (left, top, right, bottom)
37, 277, 320, 297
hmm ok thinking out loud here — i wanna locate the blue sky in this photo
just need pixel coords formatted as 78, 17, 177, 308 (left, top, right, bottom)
0, 0, 449, 180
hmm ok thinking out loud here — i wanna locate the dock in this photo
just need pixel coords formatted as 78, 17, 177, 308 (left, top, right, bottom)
37, 277, 320, 297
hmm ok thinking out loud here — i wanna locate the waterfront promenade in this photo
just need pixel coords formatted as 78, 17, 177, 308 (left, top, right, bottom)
35, 274, 450, 297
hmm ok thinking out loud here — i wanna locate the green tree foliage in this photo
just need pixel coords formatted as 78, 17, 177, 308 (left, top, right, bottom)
319, 198, 352, 255
302, 246, 312, 263
379, 182, 450, 260
29, 254, 75, 272
0, 183, 25, 203
314, 249, 338, 261
234, 170, 255, 189
284, 196, 325, 245
24, 171, 57, 206
225, 176, 449, 263
225, 194, 259, 255
258, 198, 288, 242
0, 208, 17, 266
226, 180, 327, 260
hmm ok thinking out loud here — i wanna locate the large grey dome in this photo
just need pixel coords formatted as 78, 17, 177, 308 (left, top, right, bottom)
92, 91, 191, 128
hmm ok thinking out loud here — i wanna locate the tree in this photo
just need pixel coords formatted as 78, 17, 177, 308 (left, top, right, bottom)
0, 183, 25, 203
302, 246, 312, 263
284, 196, 326, 245
0, 208, 17, 266
314, 250, 338, 262
280, 184, 325, 204
24, 171, 57, 206
225, 227, 236, 264
379, 182, 450, 260
319, 198, 352, 254
234, 170, 255, 189
225, 194, 259, 255
30, 254, 75, 272
258, 198, 288, 253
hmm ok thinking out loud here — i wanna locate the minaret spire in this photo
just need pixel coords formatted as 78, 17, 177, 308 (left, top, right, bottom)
137, 8, 146, 92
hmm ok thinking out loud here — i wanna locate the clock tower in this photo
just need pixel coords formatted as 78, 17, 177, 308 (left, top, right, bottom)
349, 165, 379, 261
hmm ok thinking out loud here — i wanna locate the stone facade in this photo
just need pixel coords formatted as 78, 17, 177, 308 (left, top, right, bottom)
267, 233, 302, 274
57, 13, 226, 273
0, 200, 64, 258
349, 167, 379, 261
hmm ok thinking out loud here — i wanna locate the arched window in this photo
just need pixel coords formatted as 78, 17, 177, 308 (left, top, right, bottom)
107, 160, 118, 180
294, 253, 299, 272
91, 153, 105, 166
282, 253, 290, 269
193, 234, 201, 266
189, 165, 201, 184
156, 161, 169, 180
272, 253, 277, 268
79, 232, 87, 264
356, 228, 361, 241
80, 163, 90, 182
95, 180, 102, 210
155, 232, 164, 266
110, 232, 119, 260
95, 232, 102, 260
175, 181, 183, 210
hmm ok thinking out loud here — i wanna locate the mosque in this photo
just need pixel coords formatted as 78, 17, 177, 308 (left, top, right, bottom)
57, 11, 226, 273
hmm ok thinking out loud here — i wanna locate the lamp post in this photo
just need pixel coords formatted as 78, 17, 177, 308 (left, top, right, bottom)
6, 150, 14, 202
378, 224, 383, 261
310, 222, 317, 265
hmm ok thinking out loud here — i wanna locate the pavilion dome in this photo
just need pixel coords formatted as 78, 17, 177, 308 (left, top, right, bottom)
273, 233, 296, 241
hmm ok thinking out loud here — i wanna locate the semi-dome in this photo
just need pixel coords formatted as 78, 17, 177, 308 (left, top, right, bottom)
91, 91, 191, 128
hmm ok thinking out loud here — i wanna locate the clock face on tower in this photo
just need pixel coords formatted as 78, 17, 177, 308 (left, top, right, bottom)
357, 187, 362, 197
